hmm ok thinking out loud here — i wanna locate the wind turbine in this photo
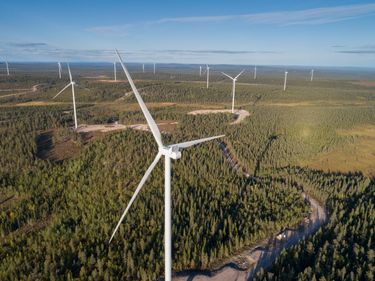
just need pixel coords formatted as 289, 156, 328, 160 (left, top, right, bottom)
199, 66, 202, 76
57, 62, 62, 79
310, 69, 314, 82
5, 61, 9, 76
254, 66, 257, 80
113, 62, 117, 81
110, 49, 224, 281
53, 64, 78, 129
206, 64, 210, 88
221, 70, 245, 113
283, 71, 288, 91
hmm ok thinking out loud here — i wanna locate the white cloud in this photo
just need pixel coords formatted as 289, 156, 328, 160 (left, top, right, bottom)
155, 4, 375, 25
87, 3, 375, 35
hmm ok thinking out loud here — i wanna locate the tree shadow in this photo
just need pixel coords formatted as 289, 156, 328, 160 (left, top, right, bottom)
253, 95, 262, 106
253, 134, 279, 177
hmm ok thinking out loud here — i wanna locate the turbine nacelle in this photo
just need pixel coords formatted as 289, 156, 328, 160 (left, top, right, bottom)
160, 146, 182, 160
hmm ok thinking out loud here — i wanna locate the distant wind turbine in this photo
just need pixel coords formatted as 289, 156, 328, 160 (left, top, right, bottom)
110, 49, 224, 281
58, 62, 62, 79
5, 61, 9, 76
206, 65, 210, 88
310, 69, 314, 82
283, 71, 288, 91
53, 64, 78, 129
221, 70, 245, 113
254, 66, 257, 80
114, 62, 117, 81
199, 66, 202, 76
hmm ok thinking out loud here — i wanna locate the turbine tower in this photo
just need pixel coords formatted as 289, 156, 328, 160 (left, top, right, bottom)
283, 71, 288, 91
58, 62, 62, 79
199, 66, 202, 76
53, 64, 78, 129
206, 64, 210, 89
110, 49, 224, 281
254, 66, 257, 80
114, 62, 117, 81
5, 61, 9, 76
310, 69, 314, 82
221, 70, 245, 113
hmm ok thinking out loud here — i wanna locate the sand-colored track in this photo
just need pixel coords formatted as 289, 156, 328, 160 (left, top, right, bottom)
188, 109, 250, 124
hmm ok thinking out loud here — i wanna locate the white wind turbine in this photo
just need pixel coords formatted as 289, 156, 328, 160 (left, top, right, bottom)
114, 62, 117, 81
254, 66, 257, 80
53, 64, 78, 130
110, 49, 224, 281
221, 70, 245, 113
5, 61, 9, 76
58, 62, 62, 79
199, 65, 202, 76
206, 64, 210, 88
283, 71, 288, 91
310, 69, 314, 82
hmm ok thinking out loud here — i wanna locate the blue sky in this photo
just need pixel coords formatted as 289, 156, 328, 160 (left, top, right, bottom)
1, 0, 375, 67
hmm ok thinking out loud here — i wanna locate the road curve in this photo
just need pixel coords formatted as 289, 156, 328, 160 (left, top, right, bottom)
174, 144, 327, 281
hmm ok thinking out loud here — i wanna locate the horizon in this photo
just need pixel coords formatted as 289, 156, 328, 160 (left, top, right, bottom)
1, 1, 375, 67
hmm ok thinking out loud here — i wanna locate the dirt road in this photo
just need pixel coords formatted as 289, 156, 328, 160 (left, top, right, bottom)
0, 84, 43, 99
175, 194, 326, 281
76, 122, 178, 133
174, 143, 327, 281
188, 109, 250, 124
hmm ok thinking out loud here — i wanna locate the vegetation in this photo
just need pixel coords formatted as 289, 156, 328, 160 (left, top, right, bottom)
0, 69, 374, 280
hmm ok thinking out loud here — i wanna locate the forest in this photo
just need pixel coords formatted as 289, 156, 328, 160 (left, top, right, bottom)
0, 70, 374, 280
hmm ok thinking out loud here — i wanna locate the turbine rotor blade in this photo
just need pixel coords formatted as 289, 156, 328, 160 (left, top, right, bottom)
115, 49, 163, 147
235, 69, 245, 79
53, 83, 71, 99
221, 72, 234, 80
67, 63, 73, 83
175, 135, 225, 149
109, 152, 162, 243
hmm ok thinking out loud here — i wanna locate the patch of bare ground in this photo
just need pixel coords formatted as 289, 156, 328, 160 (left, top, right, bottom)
350, 80, 375, 87
37, 122, 178, 161
262, 101, 373, 107
77, 121, 178, 134
35, 129, 101, 162
188, 109, 250, 124
14, 101, 66, 107
96, 79, 127, 83
303, 125, 375, 177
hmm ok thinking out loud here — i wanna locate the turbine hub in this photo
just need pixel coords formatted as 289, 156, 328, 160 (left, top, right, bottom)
160, 145, 181, 160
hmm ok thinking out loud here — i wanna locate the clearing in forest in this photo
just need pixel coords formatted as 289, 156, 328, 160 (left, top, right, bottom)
304, 125, 375, 176
188, 109, 250, 124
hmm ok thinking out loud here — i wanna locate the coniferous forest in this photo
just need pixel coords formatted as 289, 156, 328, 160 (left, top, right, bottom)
1, 68, 375, 280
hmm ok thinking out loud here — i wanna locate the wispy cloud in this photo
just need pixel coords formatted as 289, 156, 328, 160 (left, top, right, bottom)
87, 3, 375, 35
156, 4, 375, 25
1, 41, 276, 61
335, 44, 375, 55
6, 42, 48, 47
85, 25, 131, 36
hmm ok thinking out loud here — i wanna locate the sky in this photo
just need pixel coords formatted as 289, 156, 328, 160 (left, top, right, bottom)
1, 0, 375, 67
